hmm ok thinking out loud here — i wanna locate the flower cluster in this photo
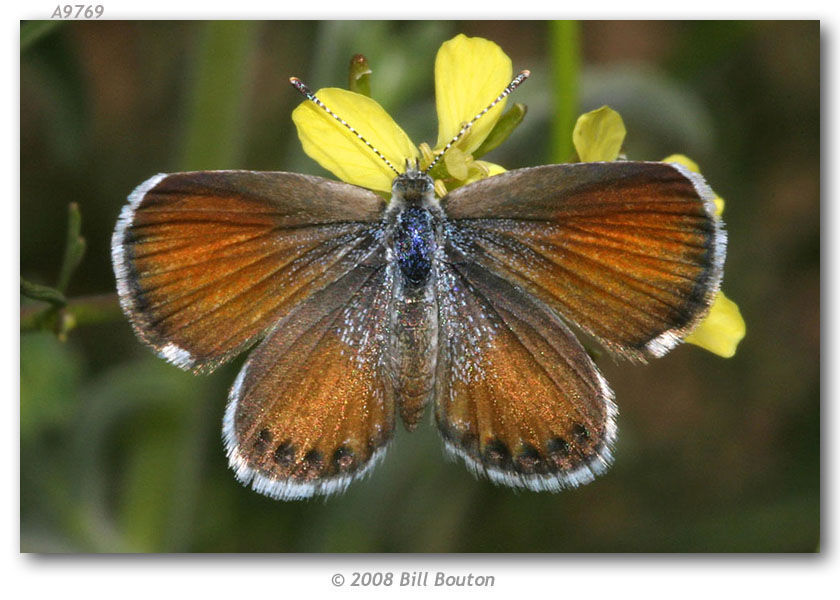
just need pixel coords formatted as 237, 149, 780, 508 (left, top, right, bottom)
292, 34, 514, 198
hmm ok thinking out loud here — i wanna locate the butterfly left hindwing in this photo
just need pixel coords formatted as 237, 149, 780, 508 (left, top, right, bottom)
224, 256, 397, 500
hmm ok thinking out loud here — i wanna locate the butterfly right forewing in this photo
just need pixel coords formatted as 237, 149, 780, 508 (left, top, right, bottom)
441, 161, 724, 361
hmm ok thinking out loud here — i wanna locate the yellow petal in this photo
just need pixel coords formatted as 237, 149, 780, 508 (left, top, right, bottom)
443, 146, 469, 181
685, 291, 746, 358
662, 153, 699, 172
573, 106, 626, 162
292, 88, 417, 193
463, 161, 506, 184
435, 34, 513, 155
663, 154, 725, 215
418, 142, 435, 170
434, 179, 448, 198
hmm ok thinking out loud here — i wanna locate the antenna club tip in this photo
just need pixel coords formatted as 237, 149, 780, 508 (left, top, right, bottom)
520, 70, 531, 78
290, 77, 312, 97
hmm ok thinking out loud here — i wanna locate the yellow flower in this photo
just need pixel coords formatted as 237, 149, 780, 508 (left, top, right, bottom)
572, 105, 626, 162
662, 154, 726, 215
682, 291, 745, 358
433, 35, 511, 156
573, 107, 746, 358
291, 34, 512, 196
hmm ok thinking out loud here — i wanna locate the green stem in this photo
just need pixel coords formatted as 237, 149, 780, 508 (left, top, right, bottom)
549, 20, 581, 163
179, 21, 258, 170
57, 202, 85, 293
21, 294, 121, 334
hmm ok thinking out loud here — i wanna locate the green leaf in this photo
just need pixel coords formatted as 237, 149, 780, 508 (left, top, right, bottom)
473, 103, 527, 159
21, 277, 66, 307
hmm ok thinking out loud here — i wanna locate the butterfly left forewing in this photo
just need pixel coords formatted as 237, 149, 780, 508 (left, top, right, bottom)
113, 170, 386, 373
224, 257, 396, 500
434, 258, 616, 491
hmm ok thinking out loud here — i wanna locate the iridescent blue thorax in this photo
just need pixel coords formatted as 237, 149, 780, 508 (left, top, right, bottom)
395, 207, 434, 286
388, 169, 439, 289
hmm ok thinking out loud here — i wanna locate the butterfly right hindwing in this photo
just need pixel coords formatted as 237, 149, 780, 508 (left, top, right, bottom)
433, 258, 616, 491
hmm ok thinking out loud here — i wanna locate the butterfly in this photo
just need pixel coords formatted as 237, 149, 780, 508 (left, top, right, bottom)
111, 71, 725, 500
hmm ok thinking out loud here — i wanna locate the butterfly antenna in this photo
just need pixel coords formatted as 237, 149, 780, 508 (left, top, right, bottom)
290, 77, 401, 176
424, 70, 530, 174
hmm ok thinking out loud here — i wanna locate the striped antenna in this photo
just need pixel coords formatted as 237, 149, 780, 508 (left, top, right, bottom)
424, 70, 530, 174
289, 77, 401, 176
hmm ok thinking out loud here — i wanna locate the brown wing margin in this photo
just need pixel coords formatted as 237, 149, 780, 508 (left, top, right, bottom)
112, 171, 386, 373
442, 162, 725, 360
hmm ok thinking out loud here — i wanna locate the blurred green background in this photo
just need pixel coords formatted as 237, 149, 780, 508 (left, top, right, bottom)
20, 21, 819, 552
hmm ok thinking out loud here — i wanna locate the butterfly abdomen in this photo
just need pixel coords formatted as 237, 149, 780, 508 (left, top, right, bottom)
389, 287, 438, 430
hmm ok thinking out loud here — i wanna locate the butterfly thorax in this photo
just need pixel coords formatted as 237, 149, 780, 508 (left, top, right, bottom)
394, 207, 434, 286
388, 169, 440, 289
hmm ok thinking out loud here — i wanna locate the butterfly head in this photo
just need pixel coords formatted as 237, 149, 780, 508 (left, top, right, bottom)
392, 159, 435, 206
